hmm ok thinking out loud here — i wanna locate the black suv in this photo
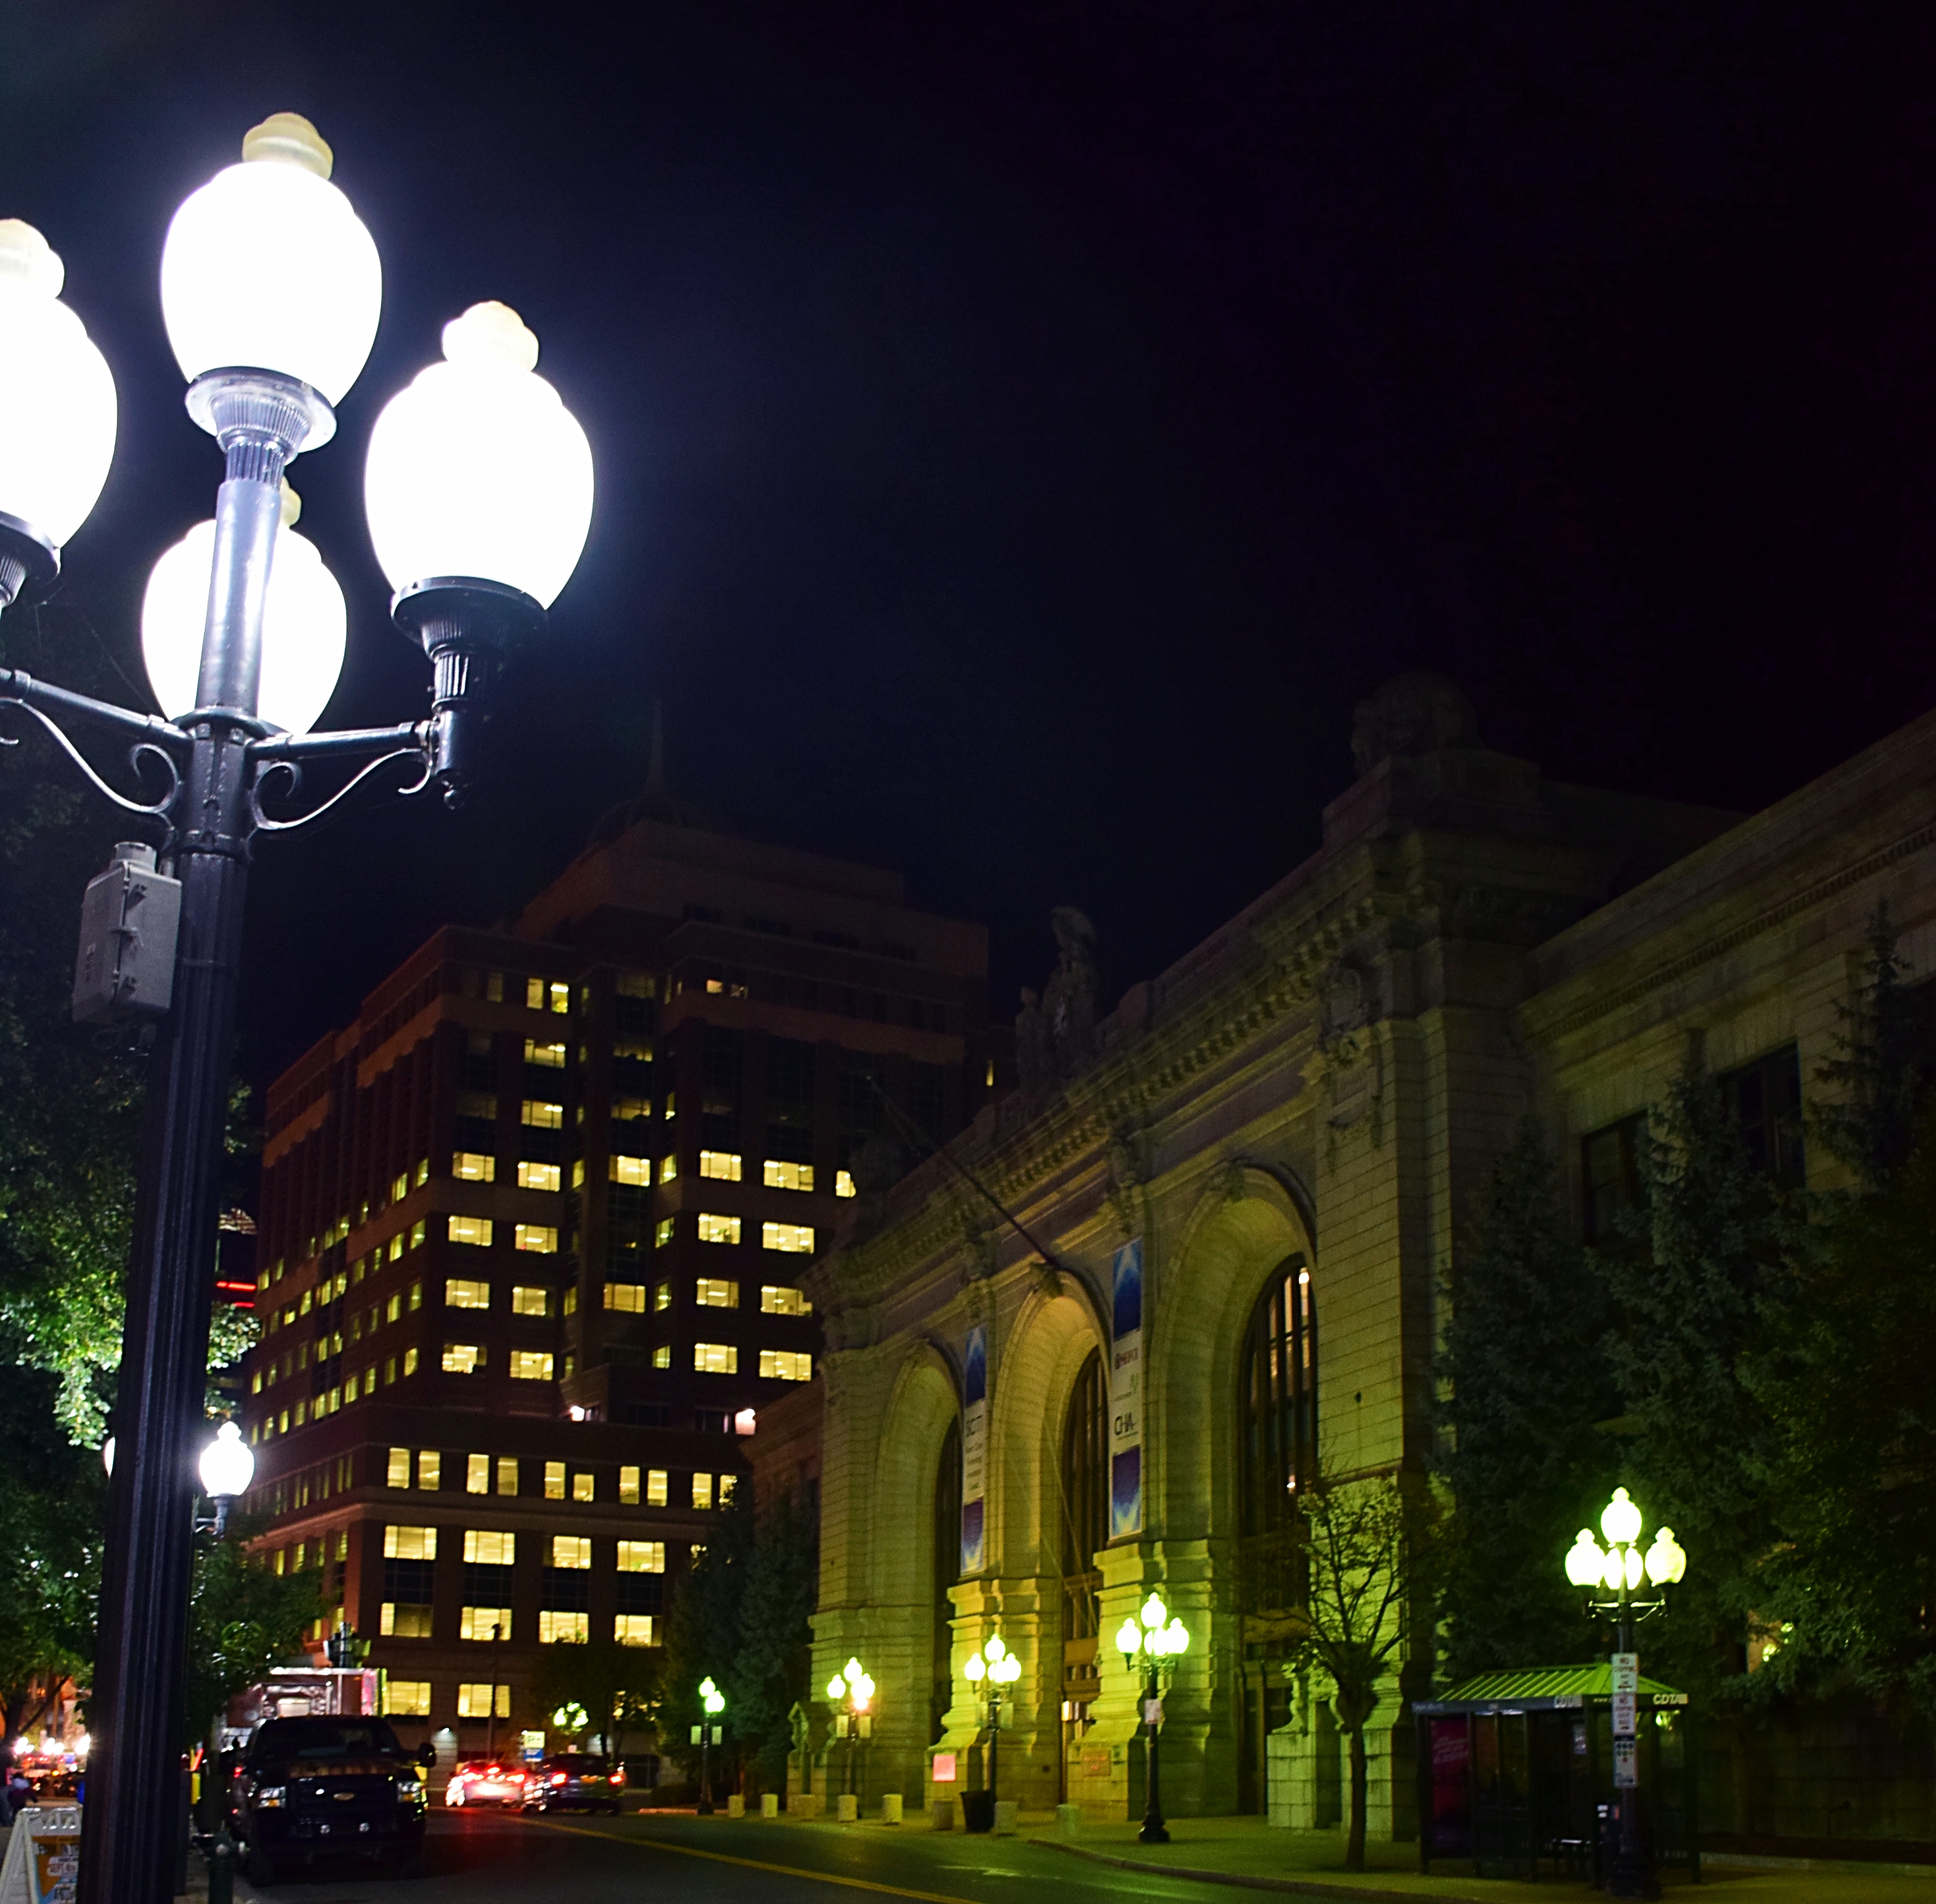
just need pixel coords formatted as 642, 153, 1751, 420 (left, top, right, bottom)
234, 1717, 429, 1885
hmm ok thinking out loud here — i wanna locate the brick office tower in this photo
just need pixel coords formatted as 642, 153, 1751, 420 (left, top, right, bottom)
239, 800, 991, 1755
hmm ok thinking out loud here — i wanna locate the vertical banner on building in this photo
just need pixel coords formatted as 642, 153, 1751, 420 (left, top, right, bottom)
1109, 1238, 1144, 1539
960, 1324, 988, 1574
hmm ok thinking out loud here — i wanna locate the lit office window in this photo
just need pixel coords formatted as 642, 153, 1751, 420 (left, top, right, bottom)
525, 977, 570, 1016
383, 1525, 438, 1559
545, 1461, 566, 1500
720, 1475, 738, 1505
458, 1682, 509, 1718
447, 1216, 494, 1248
655, 1218, 676, 1248
453, 1152, 495, 1182
617, 1540, 665, 1573
521, 1100, 565, 1129
656, 1152, 678, 1182
464, 1530, 516, 1564
573, 1472, 594, 1502
605, 1283, 647, 1313
551, 1535, 592, 1568
518, 1161, 562, 1192
654, 1281, 672, 1311
514, 1225, 558, 1254
510, 1350, 554, 1381
693, 1342, 739, 1376
525, 1039, 567, 1068
443, 1343, 485, 1375
762, 1221, 814, 1255
381, 1603, 434, 1638
761, 1285, 812, 1316
417, 1450, 442, 1490
609, 1156, 650, 1187
759, 1349, 814, 1382
698, 1150, 743, 1181
387, 1447, 411, 1488
697, 1214, 741, 1245
539, 1611, 589, 1644
652, 1345, 671, 1368
647, 1468, 669, 1507
619, 1465, 641, 1505
382, 1681, 431, 1716
695, 1278, 739, 1309
692, 1473, 714, 1510
614, 1615, 658, 1647
466, 1453, 489, 1494
836, 1170, 856, 1199
512, 1285, 552, 1317
459, 1608, 512, 1643
496, 1457, 519, 1496
763, 1159, 814, 1192
445, 1278, 490, 1309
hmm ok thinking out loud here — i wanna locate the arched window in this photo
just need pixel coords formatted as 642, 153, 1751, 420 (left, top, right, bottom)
1239, 1257, 1317, 1538
1058, 1348, 1109, 1794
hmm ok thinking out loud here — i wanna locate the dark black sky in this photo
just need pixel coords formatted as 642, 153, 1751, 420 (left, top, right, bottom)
10, 2, 1936, 1092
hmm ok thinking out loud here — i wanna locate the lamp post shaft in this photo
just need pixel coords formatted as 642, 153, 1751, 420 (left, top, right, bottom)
77, 426, 285, 1904
1140, 1665, 1168, 1845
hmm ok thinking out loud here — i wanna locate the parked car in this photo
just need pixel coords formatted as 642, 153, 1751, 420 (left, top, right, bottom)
444, 1760, 529, 1809
232, 1717, 429, 1885
521, 1754, 623, 1814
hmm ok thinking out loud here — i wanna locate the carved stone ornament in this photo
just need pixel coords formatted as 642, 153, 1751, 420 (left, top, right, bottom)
1314, 955, 1383, 1147
1104, 1120, 1153, 1238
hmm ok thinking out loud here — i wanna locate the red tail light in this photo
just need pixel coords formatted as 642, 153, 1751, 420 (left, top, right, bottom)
550, 1772, 567, 1785
611, 1770, 625, 1787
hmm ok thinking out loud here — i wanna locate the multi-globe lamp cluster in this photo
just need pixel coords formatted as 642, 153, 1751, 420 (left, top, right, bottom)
0, 109, 596, 1904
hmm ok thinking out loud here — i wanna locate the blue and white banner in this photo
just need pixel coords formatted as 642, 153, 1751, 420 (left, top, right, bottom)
960, 1324, 988, 1573
1109, 1238, 1144, 1539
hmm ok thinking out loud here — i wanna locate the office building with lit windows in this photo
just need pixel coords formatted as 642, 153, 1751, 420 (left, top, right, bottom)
239, 799, 992, 1749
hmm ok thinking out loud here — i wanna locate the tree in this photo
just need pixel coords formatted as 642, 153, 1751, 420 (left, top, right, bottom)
660, 1487, 756, 1783
1435, 1120, 1620, 1681
181, 1524, 324, 1748
530, 1640, 661, 1763
1811, 902, 1927, 1190
729, 1487, 819, 1790
1290, 1474, 1439, 1873
1602, 1050, 1788, 1698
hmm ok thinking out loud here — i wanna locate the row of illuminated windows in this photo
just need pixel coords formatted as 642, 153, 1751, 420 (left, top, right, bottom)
443, 1278, 558, 1316
452, 1154, 564, 1193
382, 1452, 736, 1508
610, 1152, 856, 1198
684, 1343, 813, 1381
439, 1344, 556, 1380
685, 1215, 814, 1252
266, 1241, 427, 1338
447, 1216, 560, 1253
454, 1096, 567, 1130
265, 1166, 432, 1292
603, 1279, 811, 1316
376, 1614, 660, 1677
250, 1351, 421, 1441
382, 1527, 680, 1568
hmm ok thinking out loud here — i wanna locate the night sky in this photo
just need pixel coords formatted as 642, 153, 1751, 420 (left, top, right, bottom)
10, 3, 1936, 1098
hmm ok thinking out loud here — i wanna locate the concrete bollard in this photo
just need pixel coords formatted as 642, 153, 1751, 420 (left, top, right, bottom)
881, 1794, 902, 1825
836, 1793, 858, 1823
791, 1792, 822, 1819
929, 1798, 954, 1831
727, 1794, 745, 1818
1055, 1802, 1083, 1839
761, 1792, 778, 1818
993, 1799, 1019, 1836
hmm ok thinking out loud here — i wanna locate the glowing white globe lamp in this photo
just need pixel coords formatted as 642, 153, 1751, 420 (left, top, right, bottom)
198, 1419, 254, 1501
1565, 1528, 1605, 1588
141, 486, 347, 732
0, 219, 117, 601
1600, 1487, 1643, 1548
159, 114, 381, 425
1645, 1526, 1687, 1586
363, 301, 594, 609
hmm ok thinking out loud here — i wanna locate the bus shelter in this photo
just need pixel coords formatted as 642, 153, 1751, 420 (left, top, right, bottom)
1414, 1665, 1699, 1884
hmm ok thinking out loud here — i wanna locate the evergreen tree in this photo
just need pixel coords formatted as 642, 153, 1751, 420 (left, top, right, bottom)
660, 1486, 756, 1785
1435, 1121, 1619, 1681
1603, 1050, 1786, 1698
730, 1487, 819, 1789
1811, 903, 1926, 1189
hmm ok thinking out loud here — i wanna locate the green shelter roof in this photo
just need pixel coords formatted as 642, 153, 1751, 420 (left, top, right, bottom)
1418, 1665, 1686, 1712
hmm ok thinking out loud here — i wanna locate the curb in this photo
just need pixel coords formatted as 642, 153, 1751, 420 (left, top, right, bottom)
1029, 1838, 1495, 1902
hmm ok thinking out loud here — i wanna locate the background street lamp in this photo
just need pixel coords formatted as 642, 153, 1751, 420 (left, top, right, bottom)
194, 1421, 254, 1538
825, 1658, 876, 1807
1116, 1592, 1188, 1846
1564, 1488, 1688, 1898
961, 1633, 1021, 1825
694, 1678, 727, 1814
0, 110, 594, 1904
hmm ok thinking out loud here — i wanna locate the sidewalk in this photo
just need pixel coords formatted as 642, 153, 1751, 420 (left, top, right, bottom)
1006, 1818, 1936, 1904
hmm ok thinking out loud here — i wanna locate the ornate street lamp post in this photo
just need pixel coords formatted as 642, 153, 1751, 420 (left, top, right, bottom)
694, 1679, 727, 1814
961, 1633, 1020, 1823
1116, 1592, 1188, 1846
1564, 1488, 1688, 1899
0, 112, 593, 1904
825, 1659, 876, 1806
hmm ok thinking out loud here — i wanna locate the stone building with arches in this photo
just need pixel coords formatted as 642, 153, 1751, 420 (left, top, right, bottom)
794, 678, 1936, 1836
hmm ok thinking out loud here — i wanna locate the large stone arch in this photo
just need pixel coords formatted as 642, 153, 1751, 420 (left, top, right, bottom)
1150, 1162, 1316, 1544
872, 1343, 961, 1612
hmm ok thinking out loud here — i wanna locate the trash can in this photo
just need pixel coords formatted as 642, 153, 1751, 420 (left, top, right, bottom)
961, 1790, 995, 1834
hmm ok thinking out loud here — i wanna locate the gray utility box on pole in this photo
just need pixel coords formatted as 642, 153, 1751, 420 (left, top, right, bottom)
74, 842, 180, 1023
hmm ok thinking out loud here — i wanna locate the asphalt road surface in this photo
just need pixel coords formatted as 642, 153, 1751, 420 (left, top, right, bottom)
230, 1807, 1245, 1903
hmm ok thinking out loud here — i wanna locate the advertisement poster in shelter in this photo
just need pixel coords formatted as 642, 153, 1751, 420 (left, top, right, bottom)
1110, 1238, 1144, 1538
960, 1324, 987, 1573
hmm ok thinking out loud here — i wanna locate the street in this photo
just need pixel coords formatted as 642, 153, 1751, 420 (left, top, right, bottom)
231, 1809, 1242, 1903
